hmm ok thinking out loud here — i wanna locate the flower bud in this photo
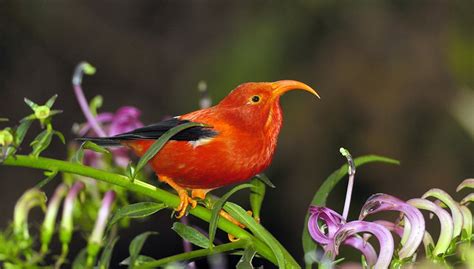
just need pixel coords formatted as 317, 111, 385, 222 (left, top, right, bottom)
0, 128, 13, 147
40, 184, 68, 253
59, 181, 85, 249
87, 191, 116, 266
14, 188, 47, 242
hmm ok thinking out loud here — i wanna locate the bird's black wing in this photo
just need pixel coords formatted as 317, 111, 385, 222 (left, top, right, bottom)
77, 118, 218, 146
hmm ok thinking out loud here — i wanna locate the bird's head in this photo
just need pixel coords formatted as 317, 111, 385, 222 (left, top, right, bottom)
217, 80, 319, 133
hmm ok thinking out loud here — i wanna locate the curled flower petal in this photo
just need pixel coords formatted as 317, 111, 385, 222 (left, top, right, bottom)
422, 188, 463, 238
407, 198, 453, 256
344, 236, 378, 267
457, 178, 474, 192
373, 220, 404, 237
333, 221, 394, 269
360, 193, 425, 259
461, 193, 474, 206
459, 205, 472, 240
308, 206, 344, 244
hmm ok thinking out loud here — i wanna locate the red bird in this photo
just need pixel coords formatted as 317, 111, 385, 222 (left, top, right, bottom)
82, 80, 319, 218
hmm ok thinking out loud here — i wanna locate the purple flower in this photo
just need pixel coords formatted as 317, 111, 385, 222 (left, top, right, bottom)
360, 193, 425, 259
333, 221, 394, 269
72, 62, 143, 167
308, 206, 388, 268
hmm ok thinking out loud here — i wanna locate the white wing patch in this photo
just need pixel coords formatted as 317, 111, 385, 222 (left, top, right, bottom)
188, 137, 214, 148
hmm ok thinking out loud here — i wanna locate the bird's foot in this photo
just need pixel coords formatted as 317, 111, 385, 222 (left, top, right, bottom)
220, 210, 260, 242
175, 189, 197, 218
191, 188, 210, 200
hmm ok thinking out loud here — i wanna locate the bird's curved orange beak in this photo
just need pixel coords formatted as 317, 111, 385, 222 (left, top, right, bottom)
271, 80, 320, 99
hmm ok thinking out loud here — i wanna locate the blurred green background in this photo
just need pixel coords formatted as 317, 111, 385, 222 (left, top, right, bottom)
0, 0, 473, 267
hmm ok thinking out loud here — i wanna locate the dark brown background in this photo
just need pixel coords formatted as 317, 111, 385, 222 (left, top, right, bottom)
1, 0, 473, 267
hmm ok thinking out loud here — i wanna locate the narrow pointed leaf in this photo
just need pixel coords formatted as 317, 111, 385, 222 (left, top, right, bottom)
54, 131, 66, 144
255, 173, 276, 188
98, 237, 119, 269
82, 140, 110, 154
45, 94, 58, 108
109, 202, 166, 227
36, 169, 58, 189
172, 222, 212, 249
129, 231, 158, 269
72, 248, 88, 269
250, 177, 266, 222
24, 98, 39, 110
133, 122, 209, 178
236, 246, 257, 269
208, 183, 253, 249
224, 202, 290, 268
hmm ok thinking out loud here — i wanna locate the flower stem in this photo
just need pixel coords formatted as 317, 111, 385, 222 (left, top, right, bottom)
2, 155, 289, 266
340, 148, 355, 220
136, 240, 249, 268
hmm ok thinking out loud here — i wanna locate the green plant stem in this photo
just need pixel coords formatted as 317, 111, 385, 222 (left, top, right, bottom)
136, 239, 249, 268
2, 155, 291, 266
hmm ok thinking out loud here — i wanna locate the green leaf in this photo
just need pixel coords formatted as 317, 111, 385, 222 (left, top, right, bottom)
224, 202, 288, 268
98, 237, 119, 269
109, 202, 166, 227
249, 177, 266, 222
133, 121, 209, 179
73, 141, 110, 164
24, 98, 39, 110
0, 118, 8, 122
30, 129, 53, 157
302, 154, 399, 268
208, 183, 253, 249
129, 231, 158, 268
120, 255, 156, 266
54, 131, 66, 144
45, 94, 58, 108
72, 144, 85, 163
255, 173, 276, 188
83, 141, 110, 154
172, 222, 212, 249
35, 169, 58, 189
72, 248, 88, 269
13, 119, 33, 146
236, 246, 257, 269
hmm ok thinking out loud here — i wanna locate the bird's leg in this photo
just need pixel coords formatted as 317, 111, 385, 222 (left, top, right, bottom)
190, 188, 245, 227
158, 175, 197, 218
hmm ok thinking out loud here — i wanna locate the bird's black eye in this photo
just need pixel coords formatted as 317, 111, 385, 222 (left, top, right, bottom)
251, 95, 261, 103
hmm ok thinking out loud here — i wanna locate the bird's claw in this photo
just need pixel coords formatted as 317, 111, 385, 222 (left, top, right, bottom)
175, 189, 197, 218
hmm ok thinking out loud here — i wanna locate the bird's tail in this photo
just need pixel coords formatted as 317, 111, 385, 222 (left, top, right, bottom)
76, 137, 123, 147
